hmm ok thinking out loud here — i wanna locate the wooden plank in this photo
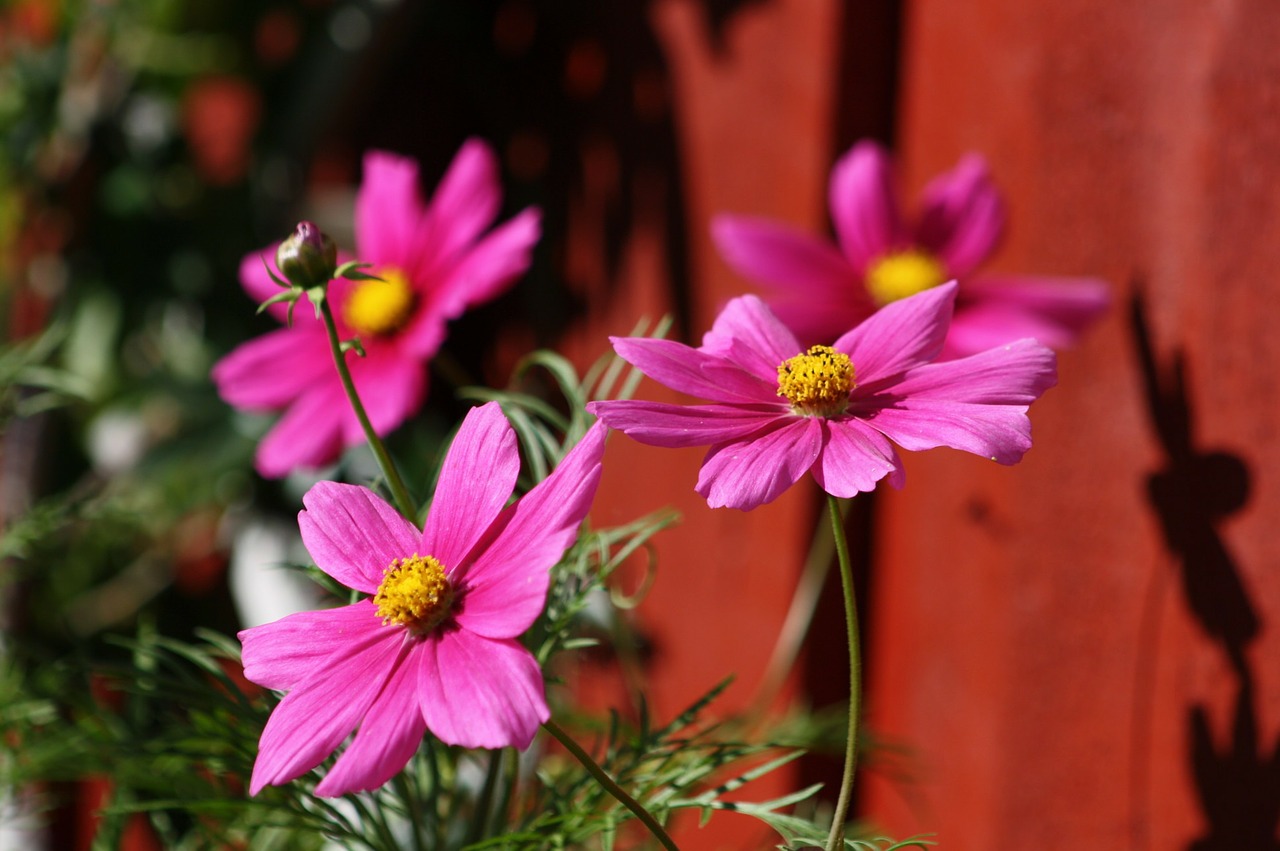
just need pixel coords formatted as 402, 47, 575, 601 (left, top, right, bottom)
863, 1, 1280, 847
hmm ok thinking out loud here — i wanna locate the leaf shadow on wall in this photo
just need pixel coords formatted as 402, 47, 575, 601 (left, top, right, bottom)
1128, 287, 1279, 849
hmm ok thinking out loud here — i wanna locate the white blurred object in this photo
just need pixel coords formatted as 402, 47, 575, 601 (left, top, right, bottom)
86, 408, 149, 475
229, 518, 322, 628
0, 789, 44, 851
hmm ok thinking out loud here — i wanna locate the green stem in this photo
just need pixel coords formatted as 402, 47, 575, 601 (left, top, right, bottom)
318, 297, 417, 520
748, 496, 846, 724
464, 749, 504, 846
542, 719, 680, 851
393, 773, 428, 851
824, 494, 860, 851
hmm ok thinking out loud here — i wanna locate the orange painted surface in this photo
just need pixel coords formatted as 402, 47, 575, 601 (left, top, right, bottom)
557, 1, 846, 846
863, 1, 1280, 847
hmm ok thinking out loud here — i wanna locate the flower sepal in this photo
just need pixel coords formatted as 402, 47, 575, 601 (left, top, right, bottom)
334, 260, 380, 281
251, 272, 310, 327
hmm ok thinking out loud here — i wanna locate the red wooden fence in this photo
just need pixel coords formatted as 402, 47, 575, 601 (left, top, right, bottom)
568, 0, 1280, 847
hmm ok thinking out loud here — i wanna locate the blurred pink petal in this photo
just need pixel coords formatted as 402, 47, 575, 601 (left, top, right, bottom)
418, 138, 503, 278
711, 216, 866, 346
945, 274, 1112, 356
354, 150, 426, 269
341, 345, 428, 443
214, 140, 539, 477
713, 139, 1108, 355
828, 141, 906, 270
210, 325, 330, 410
410, 207, 542, 356
253, 381, 347, 478
915, 153, 1005, 277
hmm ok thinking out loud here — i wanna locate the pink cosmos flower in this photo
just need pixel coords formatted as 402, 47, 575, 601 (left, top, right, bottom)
239, 402, 606, 796
213, 140, 541, 477
712, 140, 1108, 359
587, 283, 1056, 510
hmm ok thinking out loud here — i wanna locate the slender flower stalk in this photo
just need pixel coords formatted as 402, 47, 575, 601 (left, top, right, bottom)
542, 719, 681, 851
747, 496, 846, 724
824, 493, 860, 851
318, 296, 417, 520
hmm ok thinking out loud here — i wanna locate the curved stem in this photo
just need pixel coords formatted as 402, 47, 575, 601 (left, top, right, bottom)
824, 493, 860, 851
318, 298, 417, 520
393, 773, 427, 851
465, 749, 504, 846
748, 496, 846, 724
542, 719, 680, 851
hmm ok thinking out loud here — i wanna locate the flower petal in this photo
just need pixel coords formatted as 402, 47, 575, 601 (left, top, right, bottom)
828, 141, 906, 271
355, 150, 426, 269
417, 630, 548, 750
696, 418, 821, 510
588, 400, 785, 448
813, 419, 903, 497
254, 382, 347, 478
299, 482, 424, 593
944, 275, 1111, 357
314, 647, 427, 797
611, 336, 774, 404
421, 403, 520, 570
913, 153, 1005, 277
341, 344, 428, 444
249, 626, 405, 795
455, 422, 605, 638
212, 326, 332, 411
858, 339, 1057, 463
711, 216, 866, 343
432, 208, 540, 313
239, 601, 379, 693
887, 337, 1059, 404
699, 295, 805, 379
418, 139, 503, 277
836, 282, 957, 385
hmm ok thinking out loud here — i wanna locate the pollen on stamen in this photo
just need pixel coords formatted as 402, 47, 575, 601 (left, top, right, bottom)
865, 248, 948, 305
374, 553, 454, 635
777, 345, 855, 418
343, 267, 417, 338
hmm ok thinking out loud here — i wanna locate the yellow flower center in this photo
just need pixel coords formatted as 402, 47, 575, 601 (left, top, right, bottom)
373, 553, 454, 635
777, 345, 855, 417
343, 268, 416, 337
865, 249, 948, 305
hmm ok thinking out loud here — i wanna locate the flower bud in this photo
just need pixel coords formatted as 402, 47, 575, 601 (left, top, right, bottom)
274, 221, 337, 288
